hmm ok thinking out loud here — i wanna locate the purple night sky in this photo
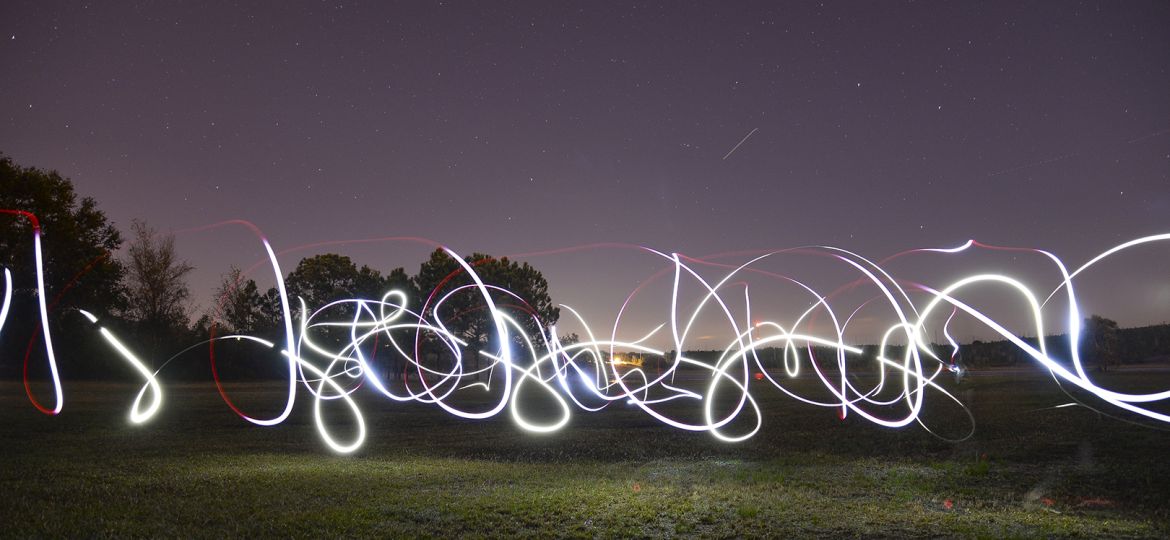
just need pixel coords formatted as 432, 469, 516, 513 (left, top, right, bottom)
1, 1, 1168, 347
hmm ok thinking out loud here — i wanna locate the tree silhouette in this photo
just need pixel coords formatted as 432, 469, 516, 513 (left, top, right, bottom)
261, 254, 417, 379
210, 266, 266, 335
123, 220, 194, 365
1083, 314, 1120, 372
412, 249, 559, 380
0, 153, 124, 377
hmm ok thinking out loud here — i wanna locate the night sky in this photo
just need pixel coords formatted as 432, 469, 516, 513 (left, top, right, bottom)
1, 1, 1168, 346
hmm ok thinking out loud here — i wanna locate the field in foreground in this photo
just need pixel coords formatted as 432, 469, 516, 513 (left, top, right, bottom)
1, 368, 1169, 538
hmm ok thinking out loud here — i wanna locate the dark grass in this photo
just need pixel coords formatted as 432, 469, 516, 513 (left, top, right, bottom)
2, 368, 1169, 538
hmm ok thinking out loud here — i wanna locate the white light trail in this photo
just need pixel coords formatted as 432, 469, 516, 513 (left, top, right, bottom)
3, 209, 1169, 453
77, 309, 163, 424
32, 230, 64, 415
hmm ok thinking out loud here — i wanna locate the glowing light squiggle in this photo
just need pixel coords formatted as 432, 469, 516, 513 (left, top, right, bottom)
0, 210, 64, 415
3, 209, 1168, 453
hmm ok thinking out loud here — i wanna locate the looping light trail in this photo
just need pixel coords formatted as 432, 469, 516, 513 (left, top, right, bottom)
3, 210, 1168, 453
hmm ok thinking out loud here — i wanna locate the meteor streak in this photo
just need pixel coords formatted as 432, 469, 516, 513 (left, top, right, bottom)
722, 128, 759, 160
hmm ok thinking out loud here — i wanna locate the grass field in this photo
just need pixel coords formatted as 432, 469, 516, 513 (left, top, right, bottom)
2, 368, 1169, 538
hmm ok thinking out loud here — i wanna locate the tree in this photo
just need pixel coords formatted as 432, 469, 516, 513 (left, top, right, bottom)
1083, 315, 1120, 372
284, 254, 374, 311
412, 249, 559, 379
276, 253, 418, 315
123, 219, 194, 364
267, 254, 418, 379
375, 266, 417, 380
210, 266, 266, 335
255, 254, 362, 346
284, 253, 355, 310
0, 153, 124, 378
199, 267, 281, 379
383, 267, 415, 303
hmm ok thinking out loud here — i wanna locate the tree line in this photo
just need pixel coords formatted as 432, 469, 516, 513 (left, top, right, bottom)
3, 153, 1161, 382
1, 153, 558, 381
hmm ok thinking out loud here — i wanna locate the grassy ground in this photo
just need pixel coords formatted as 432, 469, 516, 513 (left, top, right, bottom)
1, 368, 1169, 538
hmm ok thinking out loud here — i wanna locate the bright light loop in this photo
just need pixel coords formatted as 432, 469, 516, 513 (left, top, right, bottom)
3, 214, 1168, 452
